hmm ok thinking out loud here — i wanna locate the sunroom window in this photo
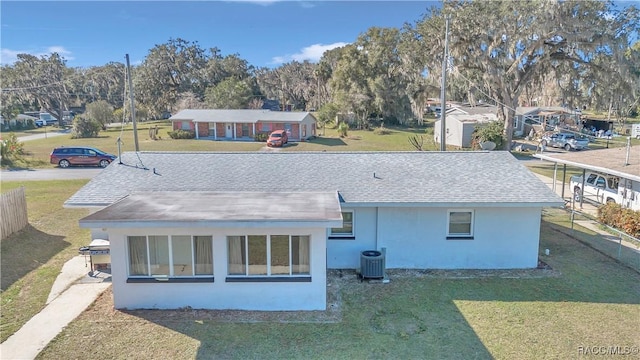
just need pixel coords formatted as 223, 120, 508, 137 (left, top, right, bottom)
227, 235, 310, 277
127, 235, 213, 278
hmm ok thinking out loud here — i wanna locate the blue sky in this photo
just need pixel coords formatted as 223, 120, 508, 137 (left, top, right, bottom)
1, 1, 435, 68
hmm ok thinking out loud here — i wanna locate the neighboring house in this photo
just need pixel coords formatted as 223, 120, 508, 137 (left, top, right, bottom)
169, 109, 317, 141
514, 107, 579, 136
433, 113, 499, 148
66, 151, 562, 311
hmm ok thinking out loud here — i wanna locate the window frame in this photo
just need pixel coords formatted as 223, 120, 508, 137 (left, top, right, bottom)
126, 235, 214, 283
226, 234, 311, 282
446, 209, 474, 240
329, 210, 355, 239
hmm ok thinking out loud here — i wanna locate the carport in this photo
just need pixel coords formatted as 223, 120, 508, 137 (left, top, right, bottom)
533, 144, 639, 211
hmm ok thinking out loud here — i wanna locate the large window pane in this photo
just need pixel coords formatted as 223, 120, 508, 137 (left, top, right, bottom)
149, 235, 170, 275
292, 236, 310, 274
271, 235, 290, 275
248, 235, 267, 275
194, 236, 213, 275
228, 236, 246, 275
128, 236, 148, 276
172, 235, 192, 276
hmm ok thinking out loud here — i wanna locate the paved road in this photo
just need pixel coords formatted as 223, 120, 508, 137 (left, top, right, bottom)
15, 128, 71, 142
1, 167, 103, 181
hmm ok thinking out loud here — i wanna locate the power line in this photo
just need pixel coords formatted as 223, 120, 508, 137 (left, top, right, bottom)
1, 80, 66, 92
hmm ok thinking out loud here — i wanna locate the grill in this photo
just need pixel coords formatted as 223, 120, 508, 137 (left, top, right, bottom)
79, 239, 111, 274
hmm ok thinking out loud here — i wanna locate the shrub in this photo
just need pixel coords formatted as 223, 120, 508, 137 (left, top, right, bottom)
338, 122, 349, 137
167, 129, 195, 139
71, 116, 102, 138
373, 123, 391, 135
598, 202, 640, 238
254, 133, 268, 142
0, 133, 25, 165
471, 121, 506, 150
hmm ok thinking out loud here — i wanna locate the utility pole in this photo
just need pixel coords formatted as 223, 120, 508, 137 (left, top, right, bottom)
125, 54, 139, 151
439, 15, 450, 152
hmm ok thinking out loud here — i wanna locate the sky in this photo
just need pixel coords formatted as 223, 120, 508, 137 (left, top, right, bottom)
0, 1, 436, 68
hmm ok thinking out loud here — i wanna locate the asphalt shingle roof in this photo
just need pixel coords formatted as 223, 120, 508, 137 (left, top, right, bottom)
65, 151, 563, 208
169, 109, 313, 123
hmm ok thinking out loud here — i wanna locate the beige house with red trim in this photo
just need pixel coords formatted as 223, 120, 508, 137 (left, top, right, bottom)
169, 109, 317, 141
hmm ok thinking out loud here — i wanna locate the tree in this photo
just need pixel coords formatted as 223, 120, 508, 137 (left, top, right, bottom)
205, 78, 253, 109
431, 0, 638, 147
134, 38, 209, 117
85, 100, 115, 129
2, 53, 70, 125
316, 103, 340, 134
71, 115, 102, 138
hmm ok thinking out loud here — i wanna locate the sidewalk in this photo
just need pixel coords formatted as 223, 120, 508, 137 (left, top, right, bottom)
0, 256, 111, 360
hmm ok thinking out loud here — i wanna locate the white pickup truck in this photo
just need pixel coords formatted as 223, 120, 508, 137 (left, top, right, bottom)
570, 171, 640, 210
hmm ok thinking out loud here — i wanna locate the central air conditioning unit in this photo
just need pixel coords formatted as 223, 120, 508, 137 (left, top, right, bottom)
360, 249, 385, 279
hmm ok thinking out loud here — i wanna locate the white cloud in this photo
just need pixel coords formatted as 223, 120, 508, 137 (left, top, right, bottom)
271, 42, 349, 65
0, 46, 74, 65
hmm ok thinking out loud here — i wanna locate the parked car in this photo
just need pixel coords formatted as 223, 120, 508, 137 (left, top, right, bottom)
540, 132, 589, 151
266, 130, 288, 147
35, 119, 46, 127
50, 146, 117, 168
570, 171, 621, 205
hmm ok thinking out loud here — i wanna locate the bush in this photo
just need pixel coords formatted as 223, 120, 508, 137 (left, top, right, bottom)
338, 122, 349, 137
0, 133, 25, 165
597, 202, 640, 238
471, 121, 506, 150
167, 129, 195, 139
71, 116, 102, 138
254, 133, 268, 142
373, 123, 391, 135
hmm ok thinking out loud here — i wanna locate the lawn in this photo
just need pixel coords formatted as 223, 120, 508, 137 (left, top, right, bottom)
2, 121, 437, 169
1, 178, 638, 358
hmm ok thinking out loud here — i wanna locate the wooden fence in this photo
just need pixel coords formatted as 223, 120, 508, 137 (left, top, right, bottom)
1, 186, 28, 240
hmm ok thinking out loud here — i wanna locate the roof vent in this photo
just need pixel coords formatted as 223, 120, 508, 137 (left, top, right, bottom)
360, 250, 385, 279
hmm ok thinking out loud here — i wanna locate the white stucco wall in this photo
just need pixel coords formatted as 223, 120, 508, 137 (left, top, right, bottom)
105, 226, 327, 311
328, 206, 542, 270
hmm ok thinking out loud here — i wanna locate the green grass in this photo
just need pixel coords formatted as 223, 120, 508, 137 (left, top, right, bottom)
31, 210, 639, 359
3, 122, 436, 169
0, 180, 90, 342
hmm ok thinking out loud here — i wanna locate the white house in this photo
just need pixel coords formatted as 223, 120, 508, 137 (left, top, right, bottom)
169, 109, 317, 141
66, 151, 563, 311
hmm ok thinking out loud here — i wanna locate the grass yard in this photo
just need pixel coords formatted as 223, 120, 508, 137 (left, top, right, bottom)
0, 180, 91, 343
3, 122, 438, 169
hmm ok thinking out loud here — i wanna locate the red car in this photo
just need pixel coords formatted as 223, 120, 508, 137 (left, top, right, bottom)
266, 130, 288, 147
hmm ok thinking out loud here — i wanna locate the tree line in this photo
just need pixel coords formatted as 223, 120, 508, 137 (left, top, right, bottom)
1, 0, 638, 146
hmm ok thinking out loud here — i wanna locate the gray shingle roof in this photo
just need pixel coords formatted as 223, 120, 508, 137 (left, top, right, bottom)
65, 151, 563, 208
169, 109, 313, 123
